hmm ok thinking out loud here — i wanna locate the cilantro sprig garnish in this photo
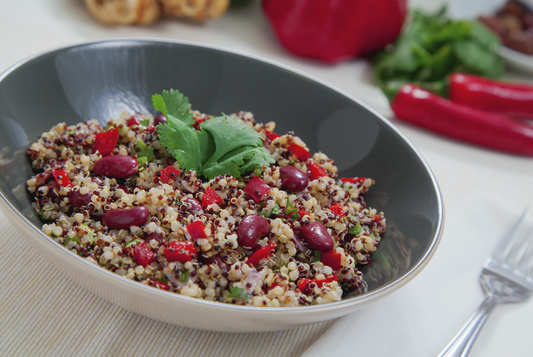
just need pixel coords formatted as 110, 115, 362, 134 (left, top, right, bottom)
155, 89, 275, 180
226, 286, 251, 300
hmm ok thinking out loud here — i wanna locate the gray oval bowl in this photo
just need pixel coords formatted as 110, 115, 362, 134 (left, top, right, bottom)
0, 39, 444, 332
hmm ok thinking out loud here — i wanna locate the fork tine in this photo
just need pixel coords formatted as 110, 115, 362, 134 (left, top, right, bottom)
510, 217, 533, 269
496, 207, 533, 268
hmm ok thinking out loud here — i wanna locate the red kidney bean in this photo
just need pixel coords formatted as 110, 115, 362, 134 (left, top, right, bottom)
300, 222, 334, 252
182, 196, 203, 213
94, 155, 138, 179
69, 189, 92, 207
279, 165, 309, 192
154, 114, 167, 126
237, 214, 270, 249
102, 206, 149, 230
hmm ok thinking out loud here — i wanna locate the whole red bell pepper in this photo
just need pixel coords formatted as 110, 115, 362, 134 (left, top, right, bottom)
449, 73, 533, 119
262, 0, 407, 63
392, 84, 533, 156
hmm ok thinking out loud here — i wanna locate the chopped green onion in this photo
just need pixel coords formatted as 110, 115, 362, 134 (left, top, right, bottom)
125, 239, 142, 248
313, 251, 322, 262
347, 221, 362, 235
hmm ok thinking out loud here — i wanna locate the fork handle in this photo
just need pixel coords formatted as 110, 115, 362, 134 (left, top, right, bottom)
436, 296, 499, 357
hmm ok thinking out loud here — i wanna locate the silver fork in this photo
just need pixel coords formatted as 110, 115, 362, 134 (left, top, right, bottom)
437, 206, 533, 357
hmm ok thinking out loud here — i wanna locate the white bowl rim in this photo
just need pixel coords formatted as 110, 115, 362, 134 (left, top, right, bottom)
0, 37, 445, 314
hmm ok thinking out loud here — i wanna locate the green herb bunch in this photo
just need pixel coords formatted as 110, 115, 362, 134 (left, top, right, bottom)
373, 6, 503, 101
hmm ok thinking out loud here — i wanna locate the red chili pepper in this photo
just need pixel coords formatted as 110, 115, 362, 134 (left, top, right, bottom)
93, 128, 119, 156
287, 143, 311, 161
308, 161, 328, 180
134, 241, 154, 267
267, 132, 281, 141
202, 187, 224, 208
164, 241, 197, 262
152, 278, 170, 291
262, 0, 407, 63
244, 176, 271, 203
246, 242, 277, 267
449, 73, 533, 119
329, 203, 345, 218
154, 166, 180, 184
52, 168, 72, 188
320, 252, 342, 271
392, 84, 533, 156
186, 220, 207, 240
298, 275, 338, 295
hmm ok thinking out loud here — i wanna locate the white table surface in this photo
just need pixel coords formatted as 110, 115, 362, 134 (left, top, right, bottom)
1, 0, 533, 356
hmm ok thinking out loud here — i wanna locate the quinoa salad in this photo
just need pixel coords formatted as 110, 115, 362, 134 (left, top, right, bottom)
26, 89, 386, 307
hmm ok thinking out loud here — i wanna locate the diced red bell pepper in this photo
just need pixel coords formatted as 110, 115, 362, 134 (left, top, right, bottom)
329, 203, 345, 218
93, 128, 119, 156
269, 282, 284, 291
244, 176, 271, 203
144, 124, 156, 132
164, 241, 197, 262
246, 242, 277, 267
52, 168, 73, 188
202, 187, 224, 208
308, 161, 328, 180
134, 240, 154, 267
297, 209, 309, 219
152, 278, 170, 291
128, 117, 140, 127
340, 177, 366, 184
186, 220, 207, 240
320, 252, 342, 271
154, 166, 180, 184
298, 275, 338, 295
267, 132, 281, 141
287, 209, 310, 221
287, 143, 311, 161
194, 118, 205, 131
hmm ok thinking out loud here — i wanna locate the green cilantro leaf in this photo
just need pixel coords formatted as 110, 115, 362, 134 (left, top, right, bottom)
157, 114, 202, 174
271, 203, 281, 216
226, 286, 251, 300
453, 40, 504, 79
152, 89, 195, 126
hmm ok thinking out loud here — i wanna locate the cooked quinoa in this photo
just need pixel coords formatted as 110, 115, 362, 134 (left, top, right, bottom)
26, 108, 386, 307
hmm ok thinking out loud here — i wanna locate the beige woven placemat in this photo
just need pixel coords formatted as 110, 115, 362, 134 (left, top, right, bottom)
0, 212, 333, 357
